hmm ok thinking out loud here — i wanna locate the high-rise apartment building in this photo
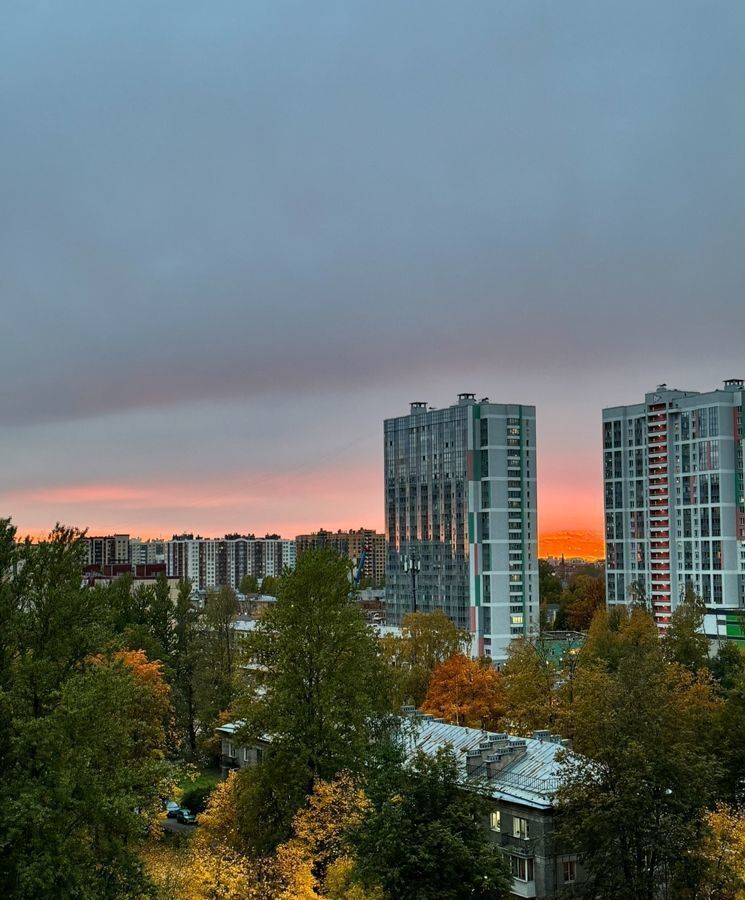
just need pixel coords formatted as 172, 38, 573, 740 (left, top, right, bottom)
295, 528, 386, 585
384, 394, 538, 661
165, 534, 296, 592
603, 380, 745, 639
85, 534, 130, 567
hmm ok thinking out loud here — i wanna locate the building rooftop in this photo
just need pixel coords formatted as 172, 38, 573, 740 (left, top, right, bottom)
402, 713, 568, 809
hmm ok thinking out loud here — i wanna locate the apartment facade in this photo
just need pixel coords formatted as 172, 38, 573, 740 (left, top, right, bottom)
295, 527, 386, 585
166, 535, 296, 592
603, 380, 745, 638
384, 394, 538, 662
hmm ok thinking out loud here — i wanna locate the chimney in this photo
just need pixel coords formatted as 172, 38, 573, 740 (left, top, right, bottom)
466, 736, 527, 779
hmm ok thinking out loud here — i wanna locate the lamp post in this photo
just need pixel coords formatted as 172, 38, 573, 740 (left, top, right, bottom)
403, 551, 421, 614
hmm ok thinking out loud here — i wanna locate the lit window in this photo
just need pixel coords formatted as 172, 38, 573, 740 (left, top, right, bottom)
512, 816, 529, 839
489, 810, 501, 832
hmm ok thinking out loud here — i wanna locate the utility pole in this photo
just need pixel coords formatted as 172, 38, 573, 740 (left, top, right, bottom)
403, 551, 421, 614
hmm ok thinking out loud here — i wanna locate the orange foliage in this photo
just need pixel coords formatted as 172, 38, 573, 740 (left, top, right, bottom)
422, 653, 506, 730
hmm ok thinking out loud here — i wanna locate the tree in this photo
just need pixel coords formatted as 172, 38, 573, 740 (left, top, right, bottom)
195, 585, 241, 735
558, 635, 722, 900
0, 521, 175, 898
172, 578, 202, 760
351, 747, 512, 899
240, 574, 260, 595
260, 575, 280, 596
693, 804, 745, 900
381, 609, 470, 708
236, 549, 390, 852
501, 637, 559, 733
272, 772, 375, 897
663, 589, 710, 672
563, 573, 605, 631
422, 654, 506, 730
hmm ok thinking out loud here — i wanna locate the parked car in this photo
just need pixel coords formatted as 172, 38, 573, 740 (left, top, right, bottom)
165, 801, 181, 818
176, 808, 197, 825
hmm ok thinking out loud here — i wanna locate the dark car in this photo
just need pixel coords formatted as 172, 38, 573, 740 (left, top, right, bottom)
176, 808, 197, 825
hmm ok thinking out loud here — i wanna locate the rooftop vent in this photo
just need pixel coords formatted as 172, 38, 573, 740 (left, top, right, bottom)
457, 392, 476, 404
410, 401, 428, 414
724, 378, 744, 390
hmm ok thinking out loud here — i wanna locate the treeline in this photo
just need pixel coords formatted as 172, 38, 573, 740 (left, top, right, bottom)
4, 519, 745, 898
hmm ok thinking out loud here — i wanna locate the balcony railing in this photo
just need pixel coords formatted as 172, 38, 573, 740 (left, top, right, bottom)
499, 833, 537, 856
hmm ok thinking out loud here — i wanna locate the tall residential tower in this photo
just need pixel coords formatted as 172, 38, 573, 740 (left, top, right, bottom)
603, 380, 745, 640
384, 394, 538, 661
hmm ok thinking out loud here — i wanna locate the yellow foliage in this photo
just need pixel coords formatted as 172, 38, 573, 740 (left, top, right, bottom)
325, 857, 384, 900
700, 804, 745, 899
272, 771, 371, 898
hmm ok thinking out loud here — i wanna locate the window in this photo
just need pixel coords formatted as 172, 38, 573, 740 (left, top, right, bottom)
510, 856, 534, 882
243, 747, 251, 762
489, 810, 501, 832
563, 860, 577, 884
512, 816, 529, 839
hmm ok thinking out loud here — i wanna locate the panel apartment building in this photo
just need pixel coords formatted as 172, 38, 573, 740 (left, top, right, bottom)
166, 535, 296, 592
384, 394, 538, 661
603, 380, 745, 639
295, 528, 386, 586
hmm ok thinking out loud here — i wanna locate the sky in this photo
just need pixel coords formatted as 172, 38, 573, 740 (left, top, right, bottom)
1, 1, 743, 557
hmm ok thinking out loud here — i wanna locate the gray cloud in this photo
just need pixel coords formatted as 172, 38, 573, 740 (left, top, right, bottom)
1, 2, 743, 441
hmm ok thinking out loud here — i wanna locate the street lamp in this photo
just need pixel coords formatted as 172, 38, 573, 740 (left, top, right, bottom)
403, 552, 421, 613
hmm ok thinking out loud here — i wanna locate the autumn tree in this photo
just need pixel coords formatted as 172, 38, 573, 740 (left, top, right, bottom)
381, 609, 470, 707
0, 521, 176, 898
501, 636, 560, 733
271, 771, 377, 898
236, 549, 390, 853
559, 625, 722, 900
693, 804, 745, 900
422, 653, 506, 730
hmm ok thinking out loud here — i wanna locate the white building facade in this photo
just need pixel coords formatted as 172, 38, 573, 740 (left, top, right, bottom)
385, 394, 538, 662
603, 380, 745, 639
166, 535, 296, 592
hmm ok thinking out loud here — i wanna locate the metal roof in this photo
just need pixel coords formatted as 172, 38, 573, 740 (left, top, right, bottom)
405, 718, 566, 810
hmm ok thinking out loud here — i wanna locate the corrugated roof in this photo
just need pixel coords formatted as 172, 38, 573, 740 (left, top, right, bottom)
406, 717, 566, 809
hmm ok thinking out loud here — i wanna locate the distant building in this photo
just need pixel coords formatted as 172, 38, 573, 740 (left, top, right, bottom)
165, 534, 296, 592
384, 394, 538, 662
129, 538, 165, 565
295, 528, 386, 585
603, 380, 745, 639
85, 534, 130, 567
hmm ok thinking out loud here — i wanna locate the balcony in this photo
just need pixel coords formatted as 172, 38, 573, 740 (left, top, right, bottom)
221, 754, 239, 770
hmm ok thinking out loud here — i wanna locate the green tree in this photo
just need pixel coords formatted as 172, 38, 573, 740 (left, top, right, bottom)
260, 575, 280, 596
558, 628, 722, 900
236, 549, 390, 853
0, 521, 173, 898
663, 588, 710, 672
381, 609, 469, 708
172, 578, 202, 760
194, 585, 241, 736
351, 747, 512, 899
239, 574, 260, 595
